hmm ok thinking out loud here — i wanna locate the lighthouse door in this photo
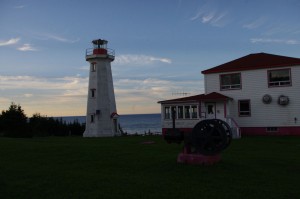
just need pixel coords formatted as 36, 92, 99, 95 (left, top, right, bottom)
113, 119, 118, 133
206, 103, 216, 119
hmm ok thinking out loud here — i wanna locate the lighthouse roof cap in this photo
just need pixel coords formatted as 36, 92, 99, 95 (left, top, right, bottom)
92, 39, 108, 45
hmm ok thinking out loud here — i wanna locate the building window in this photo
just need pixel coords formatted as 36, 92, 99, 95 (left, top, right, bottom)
164, 107, 171, 119
90, 114, 95, 123
184, 106, 190, 119
268, 68, 291, 87
239, 100, 251, 117
266, 127, 278, 132
91, 63, 96, 72
91, 89, 96, 98
178, 106, 183, 119
171, 106, 177, 119
164, 105, 198, 120
220, 73, 241, 90
191, 105, 198, 118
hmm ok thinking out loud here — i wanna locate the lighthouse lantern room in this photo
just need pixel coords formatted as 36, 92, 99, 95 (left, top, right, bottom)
83, 39, 119, 137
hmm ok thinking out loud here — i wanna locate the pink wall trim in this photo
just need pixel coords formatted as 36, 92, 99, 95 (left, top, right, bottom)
241, 127, 300, 136
163, 126, 300, 136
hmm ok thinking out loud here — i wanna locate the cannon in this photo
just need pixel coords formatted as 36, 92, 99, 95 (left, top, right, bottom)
164, 110, 232, 165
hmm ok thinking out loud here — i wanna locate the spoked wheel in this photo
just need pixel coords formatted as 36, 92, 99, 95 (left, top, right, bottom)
190, 119, 232, 156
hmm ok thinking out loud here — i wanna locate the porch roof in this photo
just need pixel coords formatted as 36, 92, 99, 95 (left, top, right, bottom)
158, 92, 232, 104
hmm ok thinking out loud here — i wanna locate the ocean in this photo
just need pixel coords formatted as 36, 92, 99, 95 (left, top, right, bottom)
58, 113, 162, 135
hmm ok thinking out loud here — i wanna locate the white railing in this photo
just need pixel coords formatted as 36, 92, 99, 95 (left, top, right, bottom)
221, 84, 241, 90
268, 80, 291, 87
226, 116, 241, 139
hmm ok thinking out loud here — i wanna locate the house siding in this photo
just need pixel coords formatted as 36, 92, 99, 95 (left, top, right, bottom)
205, 66, 300, 128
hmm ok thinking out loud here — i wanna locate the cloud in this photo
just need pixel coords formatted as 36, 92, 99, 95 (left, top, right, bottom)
114, 77, 203, 102
114, 54, 172, 65
0, 75, 87, 90
14, 5, 25, 9
0, 38, 39, 51
78, 65, 89, 70
0, 75, 89, 116
190, 2, 228, 27
24, 93, 33, 98
17, 43, 37, 51
36, 33, 79, 43
191, 9, 228, 27
201, 12, 215, 23
0, 74, 203, 116
46, 34, 79, 43
243, 17, 267, 29
0, 38, 20, 46
250, 38, 300, 45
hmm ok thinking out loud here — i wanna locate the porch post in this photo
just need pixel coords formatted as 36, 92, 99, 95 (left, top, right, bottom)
224, 100, 227, 118
198, 101, 201, 118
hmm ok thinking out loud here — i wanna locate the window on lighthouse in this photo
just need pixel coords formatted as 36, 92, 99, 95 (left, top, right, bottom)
91, 63, 96, 72
90, 114, 95, 123
91, 89, 96, 98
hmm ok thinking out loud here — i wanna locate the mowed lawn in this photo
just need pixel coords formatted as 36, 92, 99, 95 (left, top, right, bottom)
0, 136, 299, 199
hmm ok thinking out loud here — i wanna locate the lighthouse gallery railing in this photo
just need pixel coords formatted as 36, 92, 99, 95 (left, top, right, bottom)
86, 48, 115, 57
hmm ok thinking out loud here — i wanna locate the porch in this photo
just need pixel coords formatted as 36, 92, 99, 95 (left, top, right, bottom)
158, 92, 241, 138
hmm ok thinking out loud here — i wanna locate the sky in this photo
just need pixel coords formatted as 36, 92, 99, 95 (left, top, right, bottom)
1, 0, 300, 116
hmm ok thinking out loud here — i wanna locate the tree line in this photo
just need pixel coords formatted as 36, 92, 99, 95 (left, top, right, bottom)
0, 103, 85, 138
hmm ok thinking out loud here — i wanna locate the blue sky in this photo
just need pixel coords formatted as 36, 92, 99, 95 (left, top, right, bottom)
1, 0, 300, 116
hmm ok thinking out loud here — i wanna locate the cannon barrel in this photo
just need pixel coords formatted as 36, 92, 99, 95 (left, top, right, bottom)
190, 119, 232, 155
163, 119, 232, 156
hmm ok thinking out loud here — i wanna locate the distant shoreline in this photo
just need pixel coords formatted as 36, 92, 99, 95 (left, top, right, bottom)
53, 114, 162, 134
53, 113, 161, 118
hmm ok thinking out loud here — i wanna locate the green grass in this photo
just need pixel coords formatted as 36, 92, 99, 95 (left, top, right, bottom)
0, 136, 300, 199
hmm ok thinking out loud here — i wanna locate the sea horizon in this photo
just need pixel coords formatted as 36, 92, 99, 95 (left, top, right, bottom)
55, 113, 162, 135
53, 113, 161, 118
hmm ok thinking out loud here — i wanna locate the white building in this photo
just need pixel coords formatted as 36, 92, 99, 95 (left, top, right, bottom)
83, 39, 120, 137
159, 53, 300, 136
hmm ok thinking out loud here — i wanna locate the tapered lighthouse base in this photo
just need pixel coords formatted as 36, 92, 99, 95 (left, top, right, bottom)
83, 131, 116, 137
177, 153, 221, 165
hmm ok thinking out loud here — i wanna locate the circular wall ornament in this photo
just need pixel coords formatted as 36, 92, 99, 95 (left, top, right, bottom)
262, 94, 272, 104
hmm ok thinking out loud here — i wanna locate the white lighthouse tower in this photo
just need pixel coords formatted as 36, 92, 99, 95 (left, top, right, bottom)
83, 39, 120, 137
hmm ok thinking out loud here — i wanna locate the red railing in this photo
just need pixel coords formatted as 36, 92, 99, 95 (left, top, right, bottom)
86, 48, 115, 57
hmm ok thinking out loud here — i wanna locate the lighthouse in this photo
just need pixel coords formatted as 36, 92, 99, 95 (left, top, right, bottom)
83, 39, 120, 137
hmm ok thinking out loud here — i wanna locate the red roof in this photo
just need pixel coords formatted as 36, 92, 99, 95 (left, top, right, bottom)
201, 53, 300, 74
158, 92, 232, 104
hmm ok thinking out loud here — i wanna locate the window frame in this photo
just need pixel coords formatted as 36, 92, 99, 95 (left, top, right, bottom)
90, 114, 95, 123
177, 106, 184, 119
91, 62, 96, 72
267, 68, 291, 87
220, 73, 242, 91
184, 105, 191, 119
164, 107, 171, 119
191, 105, 198, 119
163, 105, 199, 120
238, 100, 251, 117
90, 88, 96, 98
266, 127, 278, 132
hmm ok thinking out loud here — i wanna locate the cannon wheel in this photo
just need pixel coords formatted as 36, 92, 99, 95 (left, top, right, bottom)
190, 119, 232, 156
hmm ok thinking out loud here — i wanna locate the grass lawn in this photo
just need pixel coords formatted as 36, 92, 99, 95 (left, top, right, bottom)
0, 136, 299, 199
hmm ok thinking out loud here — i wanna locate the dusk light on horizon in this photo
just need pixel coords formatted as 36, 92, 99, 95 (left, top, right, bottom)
1, 0, 300, 116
